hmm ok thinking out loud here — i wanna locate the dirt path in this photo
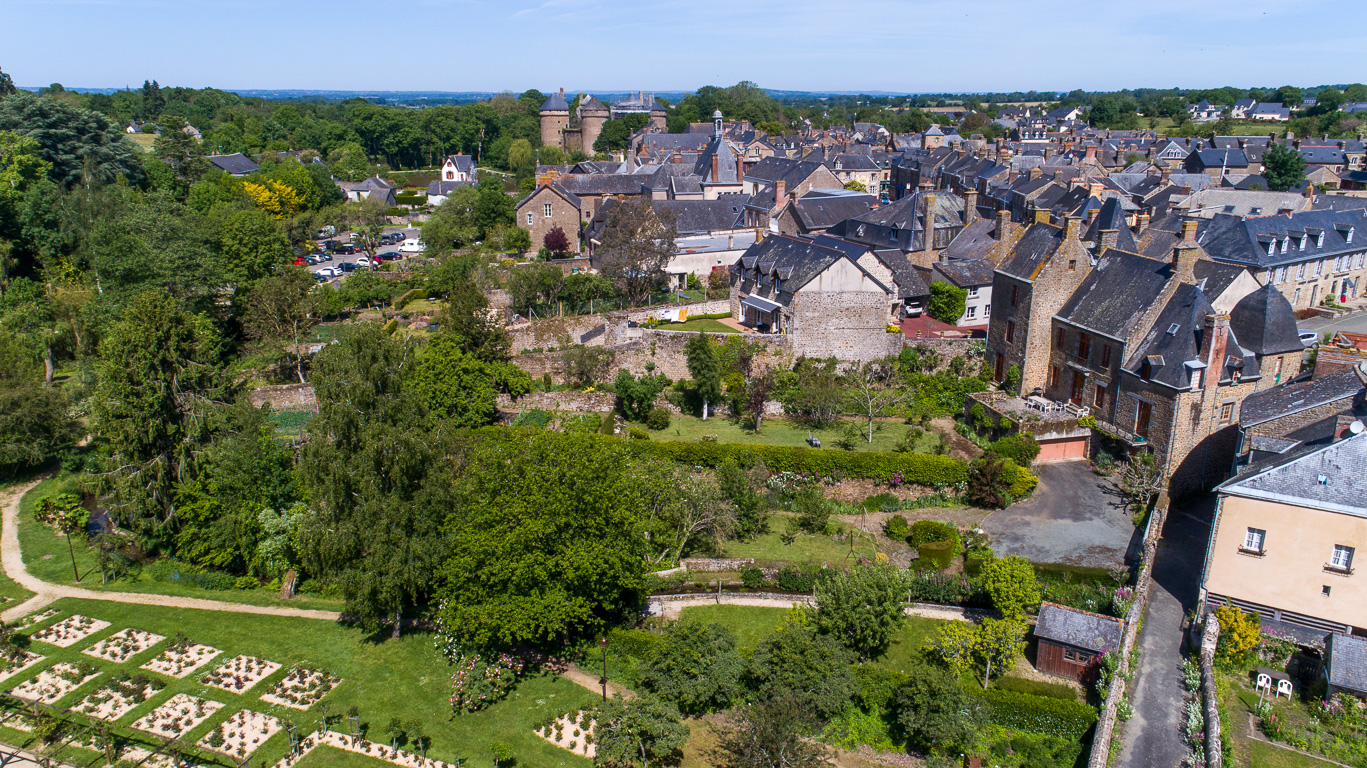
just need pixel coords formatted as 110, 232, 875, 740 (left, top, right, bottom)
0, 479, 342, 624
646, 592, 978, 623
929, 417, 983, 461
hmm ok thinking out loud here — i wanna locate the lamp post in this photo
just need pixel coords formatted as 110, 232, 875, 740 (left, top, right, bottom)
599, 637, 609, 701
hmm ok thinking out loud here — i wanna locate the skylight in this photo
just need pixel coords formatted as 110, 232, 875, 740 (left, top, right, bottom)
1167, 324, 1180, 335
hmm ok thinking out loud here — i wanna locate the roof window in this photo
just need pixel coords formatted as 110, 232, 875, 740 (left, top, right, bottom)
1318, 474, 1330, 485
1167, 323, 1180, 335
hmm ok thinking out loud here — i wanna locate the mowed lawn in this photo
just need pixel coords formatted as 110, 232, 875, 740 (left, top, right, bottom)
18, 477, 344, 612
677, 604, 949, 667
721, 513, 880, 567
665, 318, 741, 333
1246, 740, 1341, 767
0, 598, 596, 768
651, 416, 942, 454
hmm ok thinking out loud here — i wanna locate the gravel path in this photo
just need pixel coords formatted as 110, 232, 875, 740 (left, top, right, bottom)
0, 479, 342, 624
647, 592, 977, 622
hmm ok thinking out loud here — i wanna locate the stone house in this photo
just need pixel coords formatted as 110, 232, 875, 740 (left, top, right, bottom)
741, 158, 842, 231
826, 191, 966, 270
516, 182, 584, 253
1237, 363, 1367, 465
930, 258, 994, 328
825, 153, 883, 194
440, 154, 476, 183
773, 190, 879, 237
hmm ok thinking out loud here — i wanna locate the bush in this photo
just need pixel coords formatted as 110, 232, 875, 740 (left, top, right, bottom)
993, 676, 1079, 701
606, 628, 662, 660
644, 407, 671, 431
776, 565, 830, 593
1006, 461, 1039, 498
512, 409, 553, 429
989, 434, 1041, 466
908, 520, 959, 550
196, 571, 236, 591
882, 514, 910, 541
864, 493, 898, 512
740, 566, 765, 588
916, 540, 956, 570
234, 576, 259, 590
906, 570, 980, 605
629, 427, 650, 440
969, 687, 1097, 740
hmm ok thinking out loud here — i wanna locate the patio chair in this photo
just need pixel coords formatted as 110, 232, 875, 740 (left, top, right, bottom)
1277, 679, 1294, 699
1256, 672, 1272, 693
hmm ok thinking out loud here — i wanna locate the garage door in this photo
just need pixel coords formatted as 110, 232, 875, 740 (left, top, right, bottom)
1037, 436, 1088, 462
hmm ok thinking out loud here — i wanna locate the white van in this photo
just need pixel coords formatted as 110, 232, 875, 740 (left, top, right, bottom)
399, 237, 425, 254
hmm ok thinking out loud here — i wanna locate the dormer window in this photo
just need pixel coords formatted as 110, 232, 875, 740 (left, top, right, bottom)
1318, 231, 1326, 247
1280, 238, 1289, 254
1167, 323, 1180, 335
1349, 227, 1356, 244
1299, 236, 1307, 251
1140, 360, 1152, 381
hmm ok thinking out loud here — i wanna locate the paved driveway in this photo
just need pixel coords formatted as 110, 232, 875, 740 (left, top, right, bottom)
981, 461, 1136, 568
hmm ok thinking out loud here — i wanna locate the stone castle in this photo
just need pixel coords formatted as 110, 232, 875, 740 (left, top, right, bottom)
539, 88, 667, 154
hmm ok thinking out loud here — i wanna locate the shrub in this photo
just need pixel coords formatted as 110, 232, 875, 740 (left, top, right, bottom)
233, 576, 258, 590
882, 514, 910, 541
989, 434, 1041, 466
606, 628, 662, 660
776, 565, 830, 593
908, 520, 959, 550
969, 687, 1097, 740
644, 407, 671, 431
629, 427, 650, 440
906, 570, 978, 605
1007, 461, 1039, 498
993, 676, 1079, 701
864, 493, 898, 512
981, 555, 1040, 618
967, 452, 1012, 508
853, 666, 908, 712
916, 540, 956, 570
512, 409, 553, 429
740, 566, 765, 588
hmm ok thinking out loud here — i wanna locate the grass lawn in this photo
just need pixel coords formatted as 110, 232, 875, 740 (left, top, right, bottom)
867, 616, 947, 675
399, 298, 443, 314
126, 133, 157, 151
1247, 740, 1341, 767
295, 746, 406, 767
18, 477, 343, 612
665, 318, 741, 333
652, 416, 942, 454
0, 598, 596, 768
678, 606, 788, 648
721, 513, 879, 567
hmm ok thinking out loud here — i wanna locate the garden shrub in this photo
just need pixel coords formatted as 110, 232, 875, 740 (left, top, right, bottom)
853, 666, 908, 712
620, 437, 969, 485
989, 434, 1041, 466
969, 687, 1097, 740
906, 570, 980, 606
882, 514, 910, 541
1007, 461, 1039, 498
864, 493, 899, 512
908, 520, 959, 551
645, 407, 671, 430
964, 555, 993, 577
449, 651, 527, 713
776, 565, 830, 593
629, 427, 650, 440
916, 540, 956, 570
512, 409, 553, 429
740, 566, 765, 588
145, 559, 237, 591
993, 676, 1079, 702
605, 628, 661, 660
233, 576, 258, 590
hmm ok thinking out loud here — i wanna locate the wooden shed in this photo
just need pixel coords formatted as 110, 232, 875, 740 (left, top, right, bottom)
1033, 602, 1123, 682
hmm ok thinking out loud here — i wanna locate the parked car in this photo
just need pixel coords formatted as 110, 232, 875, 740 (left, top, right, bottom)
399, 238, 425, 254
337, 261, 358, 273
378, 251, 399, 261
316, 267, 339, 278
355, 256, 372, 267
314, 225, 336, 239
293, 257, 309, 266
319, 253, 333, 262
1300, 330, 1321, 346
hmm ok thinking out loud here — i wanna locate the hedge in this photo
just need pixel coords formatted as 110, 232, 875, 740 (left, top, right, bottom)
628, 440, 968, 485
990, 433, 1041, 466
970, 687, 1098, 740
908, 520, 958, 548
992, 675, 1080, 702
916, 540, 956, 570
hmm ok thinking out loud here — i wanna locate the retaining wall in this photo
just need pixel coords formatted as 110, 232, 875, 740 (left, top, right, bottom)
249, 383, 318, 411
1201, 614, 1223, 768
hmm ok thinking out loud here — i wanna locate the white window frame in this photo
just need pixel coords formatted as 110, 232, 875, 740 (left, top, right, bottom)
1297, 262, 1307, 279
526, 212, 533, 226
1316, 259, 1324, 276
1243, 528, 1265, 552
1332, 544, 1355, 570
965, 306, 977, 319
543, 203, 553, 218
1357, 253, 1364, 269
1275, 266, 1286, 283
968, 287, 979, 297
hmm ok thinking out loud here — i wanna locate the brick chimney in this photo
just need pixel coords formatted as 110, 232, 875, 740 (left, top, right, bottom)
1033, 208, 1051, 225
774, 179, 786, 204
964, 189, 979, 224
1135, 212, 1151, 234
1200, 313, 1231, 391
1181, 219, 1198, 243
711, 153, 720, 182
1028, 167, 1042, 181
995, 209, 1011, 241
1084, 144, 1097, 164
922, 194, 938, 252
1172, 242, 1199, 284
1160, 167, 1171, 183
1336, 414, 1361, 438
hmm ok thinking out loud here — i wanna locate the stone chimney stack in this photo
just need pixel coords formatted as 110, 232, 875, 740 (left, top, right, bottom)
1182, 219, 1198, 243
964, 189, 979, 225
1063, 215, 1083, 242
922, 194, 938, 252
1028, 167, 1042, 181
711, 153, 720, 182
995, 209, 1011, 241
1200, 313, 1231, 391
1099, 229, 1119, 252
1135, 212, 1151, 234
1033, 209, 1051, 225
1172, 242, 1199, 284
774, 179, 786, 204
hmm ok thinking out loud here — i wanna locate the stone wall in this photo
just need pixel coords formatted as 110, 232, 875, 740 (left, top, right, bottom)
496, 391, 617, 413
1243, 393, 1361, 457
1200, 613, 1223, 768
249, 383, 317, 411
681, 558, 755, 572
789, 290, 901, 362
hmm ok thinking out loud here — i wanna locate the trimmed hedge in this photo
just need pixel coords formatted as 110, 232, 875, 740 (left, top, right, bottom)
916, 540, 956, 570
993, 676, 1080, 702
908, 520, 958, 549
989, 433, 1041, 466
971, 687, 1098, 740
628, 440, 968, 485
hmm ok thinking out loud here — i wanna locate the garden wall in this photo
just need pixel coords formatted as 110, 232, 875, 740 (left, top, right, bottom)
1200, 614, 1223, 768
249, 384, 317, 412
513, 328, 790, 385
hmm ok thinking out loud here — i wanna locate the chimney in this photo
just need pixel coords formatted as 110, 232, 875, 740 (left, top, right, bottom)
995, 208, 1011, 241
1304, 184, 1316, 202
1099, 229, 1119, 251
1085, 144, 1097, 164
1160, 167, 1171, 183
1336, 415, 1361, 439
1135, 212, 1151, 234
727, 233, 735, 248
1085, 206, 1099, 225
1033, 208, 1051, 225
1269, 132, 1277, 142
1200, 313, 1230, 391
774, 179, 786, 204
922, 194, 938, 251
1028, 167, 1042, 181
1064, 215, 1082, 241
1181, 219, 1198, 243
711, 153, 720, 182
672, 153, 681, 164
964, 189, 979, 224
1172, 242, 1199, 284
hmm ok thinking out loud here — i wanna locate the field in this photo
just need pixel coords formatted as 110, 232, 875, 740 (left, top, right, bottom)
18, 477, 343, 612
125, 133, 157, 151
650, 416, 943, 454
676, 605, 789, 648
0, 598, 596, 768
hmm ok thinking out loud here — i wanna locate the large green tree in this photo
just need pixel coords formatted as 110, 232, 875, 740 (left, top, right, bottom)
1262, 143, 1307, 192
240, 267, 319, 383
438, 431, 650, 647
640, 622, 745, 714
221, 209, 291, 284
684, 332, 722, 420
592, 694, 690, 768
410, 333, 530, 427
893, 667, 979, 755
0, 328, 75, 477
0, 94, 143, 187
597, 199, 675, 306
714, 692, 832, 768
746, 621, 857, 723
814, 564, 908, 659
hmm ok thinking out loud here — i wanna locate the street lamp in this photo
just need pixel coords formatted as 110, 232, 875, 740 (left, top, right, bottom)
599, 637, 609, 700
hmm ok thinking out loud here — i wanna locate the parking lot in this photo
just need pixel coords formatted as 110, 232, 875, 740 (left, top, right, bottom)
301, 227, 421, 283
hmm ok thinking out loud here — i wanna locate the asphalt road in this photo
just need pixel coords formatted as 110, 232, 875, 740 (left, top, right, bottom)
304, 227, 420, 283
1299, 306, 1367, 336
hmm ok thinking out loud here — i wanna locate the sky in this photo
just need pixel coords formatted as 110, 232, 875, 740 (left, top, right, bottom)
6, 0, 1367, 95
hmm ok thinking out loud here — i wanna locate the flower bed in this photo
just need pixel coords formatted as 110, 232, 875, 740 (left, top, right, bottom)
75, 673, 165, 720
0, 652, 44, 684
448, 652, 525, 713
201, 655, 281, 694
267, 730, 457, 768
83, 628, 165, 664
199, 709, 282, 759
20, 609, 57, 628
132, 693, 223, 738
259, 667, 341, 710
10, 661, 101, 703
140, 636, 221, 678
535, 710, 596, 759
31, 615, 111, 648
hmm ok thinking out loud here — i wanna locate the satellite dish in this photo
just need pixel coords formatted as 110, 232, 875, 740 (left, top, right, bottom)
1351, 421, 1365, 435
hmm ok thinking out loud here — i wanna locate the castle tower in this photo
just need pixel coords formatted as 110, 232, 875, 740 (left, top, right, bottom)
578, 95, 610, 155
539, 87, 571, 149
649, 94, 668, 132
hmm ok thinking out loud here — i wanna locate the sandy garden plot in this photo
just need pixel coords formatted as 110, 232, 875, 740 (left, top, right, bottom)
535, 710, 597, 759
260, 667, 341, 710
74, 673, 165, 721
10, 661, 101, 704
269, 730, 457, 768
19, 609, 57, 628
31, 615, 110, 648
132, 693, 223, 738
201, 655, 280, 694
0, 652, 44, 684
140, 639, 221, 678
83, 628, 165, 664
199, 709, 282, 759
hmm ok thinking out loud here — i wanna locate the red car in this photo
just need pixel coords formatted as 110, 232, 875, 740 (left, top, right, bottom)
293, 257, 309, 266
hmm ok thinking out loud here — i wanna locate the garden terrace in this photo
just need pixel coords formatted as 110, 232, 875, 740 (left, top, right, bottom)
966, 391, 1092, 441
74, 674, 164, 720
31, 614, 110, 648
536, 710, 597, 759
260, 667, 341, 710
0, 653, 44, 684
201, 655, 282, 694
199, 708, 283, 759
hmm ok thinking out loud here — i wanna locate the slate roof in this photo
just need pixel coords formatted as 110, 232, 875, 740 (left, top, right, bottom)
556, 174, 648, 196
539, 91, 570, 112
651, 198, 748, 234
1189, 148, 1250, 169
579, 95, 608, 112
1198, 209, 1367, 269
998, 222, 1066, 281
1218, 430, 1367, 517
935, 258, 996, 288
1301, 147, 1349, 166
1229, 283, 1304, 356
207, 153, 259, 175
1084, 197, 1138, 252
515, 181, 581, 210
1035, 602, 1123, 653
738, 234, 890, 295
1057, 249, 1171, 339
790, 193, 878, 231
1124, 283, 1235, 389
1239, 364, 1366, 427
443, 154, 475, 175
940, 218, 1003, 261
1327, 633, 1367, 694
426, 180, 474, 196
830, 191, 965, 252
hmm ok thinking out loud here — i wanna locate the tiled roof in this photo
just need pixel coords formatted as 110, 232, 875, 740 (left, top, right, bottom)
1057, 249, 1170, 339
998, 223, 1065, 281
1199, 209, 1367, 269
1327, 633, 1367, 694
1035, 602, 1123, 653
207, 153, 259, 175
1218, 429, 1367, 517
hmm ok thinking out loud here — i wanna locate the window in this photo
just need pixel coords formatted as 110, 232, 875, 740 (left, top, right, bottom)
1297, 262, 1307, 279
1331, 545, 1355, 571
1140, 359, 1152, 381
1078, 333, 1091, 359
1068, 259, 1077, 272
965, 306, 977, 319
1356, 254, 1364, 269
1095, 384, 1106, 408
1243, 528, 1266, 553
543, 203, 552, 218
1050, 366, 1060, 388
1316, 260, 1324, 276
1010, 285, 1019, 306
968, 287, 979, 297
1323, 585, 1332, 596
1056, 327, 1066, 347
1281, 238, 1289, 254
1335, 257, 1344, 272
1299, 236, 1307, 251
1062, 647, 1088, 663
1005, 320, 1016, 343
526, 212, 533, 226
1220, 402, 1234, 423
1101, 344, 1112, 367
985, 305, 991, 318
1318, 231, 1326, 247
1191, 368, 1203, 390
1294, 287, 1302, 304
1275, 266, 1286, 283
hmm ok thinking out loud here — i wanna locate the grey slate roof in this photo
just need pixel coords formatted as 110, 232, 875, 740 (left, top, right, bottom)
940, 218, 1003, 261
810, 235, 927, 300
539, 91, 570, 112
1239, 365, 1366, 427
1198, 209, 1367, 269
1124, 284, 1237, 389
1327, 633, 1367, 694
427, 180, 474, 196
935, 258, 996, 288
791, 193, 878, 231
651, 198, 748, 234
1057, 249, 1171, 339
207, 153, 259, 176
1219, 430, 1367, 517
1084, 197, 1138, 252
738, 234, 890, 296
1229, 283, 1303, 356
556, 174, 648, 196
1035, 602, 1123, 653
998, 223, 1066, 281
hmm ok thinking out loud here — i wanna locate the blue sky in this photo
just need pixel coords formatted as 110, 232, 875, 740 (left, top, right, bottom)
6, 0, 1367, 94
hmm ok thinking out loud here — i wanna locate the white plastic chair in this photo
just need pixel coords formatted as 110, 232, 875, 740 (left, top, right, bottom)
1277, 679, 1293, 699
1256, 673, 1272, 693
